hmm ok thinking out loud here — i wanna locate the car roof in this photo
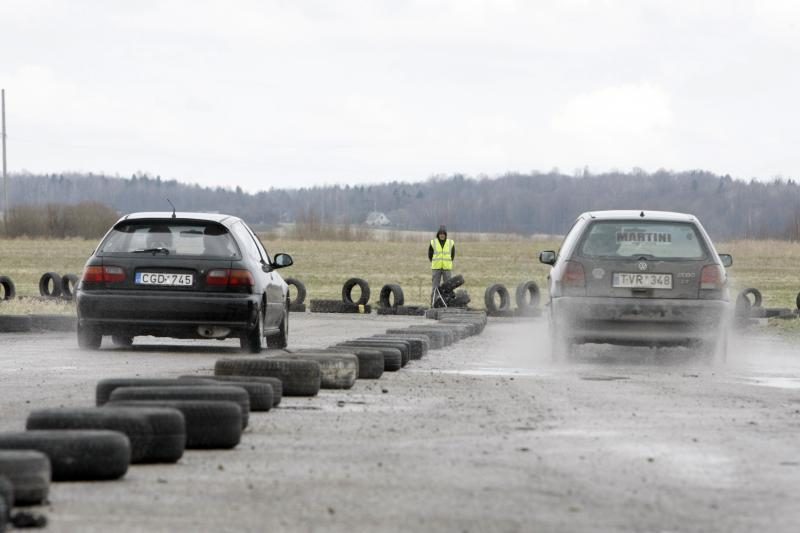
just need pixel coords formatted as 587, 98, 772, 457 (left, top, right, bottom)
580, 210, 699, 223
118, 212, 240, 225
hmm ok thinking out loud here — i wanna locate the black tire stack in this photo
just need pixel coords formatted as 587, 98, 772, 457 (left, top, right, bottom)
433, 274, 471, 309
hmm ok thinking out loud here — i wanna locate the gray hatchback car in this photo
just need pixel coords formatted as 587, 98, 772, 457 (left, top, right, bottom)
539, 210, 732, 361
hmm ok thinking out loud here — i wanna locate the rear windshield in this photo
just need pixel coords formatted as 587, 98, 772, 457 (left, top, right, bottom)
578, 221, 707, 260
98, 221, 240, 258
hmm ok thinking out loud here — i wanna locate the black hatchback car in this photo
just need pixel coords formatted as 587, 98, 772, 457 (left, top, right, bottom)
76, 212, 293, 352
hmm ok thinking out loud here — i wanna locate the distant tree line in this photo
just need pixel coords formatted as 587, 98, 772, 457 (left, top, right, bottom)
4, 202, 119, 238
4, 169, 800, 241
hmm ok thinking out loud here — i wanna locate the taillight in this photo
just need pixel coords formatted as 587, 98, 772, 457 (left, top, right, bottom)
700, 265, 725, 290
562, 261, 586, 288
206, 269, 254, 288
81, 266, 126, 284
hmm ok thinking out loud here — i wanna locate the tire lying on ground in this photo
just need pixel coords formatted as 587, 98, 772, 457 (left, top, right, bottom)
447, 290, 471, 308
60, 274, 79, 300
26, 407, 186, 464
342, 278, 370, 305
0, 316, 32, 333
379, 284, 404, 308
0, 431, 129, 482
29, 315, 77, 332
402, 327, 453, 347
178, 375, 283, 407
285, 278, 307, 306
310, 299, 372, 314
369, 335, 428, 359
335, 344, 402, 372
515, 281, 540, 310
95, 377, 253, 406
309, 347, 384, 379
108, 385, 251, 429
108, 400, 242, 449
344, 339, 410, 366
484, 284, 511, 313
282, 352, 359, 389
215, 358, 321, 397
0, 451, 50, 505
0, 277, 15, 301
38, 272, 62, 298
385, 328, 444, 350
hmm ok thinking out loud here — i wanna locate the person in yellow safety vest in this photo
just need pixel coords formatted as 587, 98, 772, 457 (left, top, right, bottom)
429, 225, 455, 295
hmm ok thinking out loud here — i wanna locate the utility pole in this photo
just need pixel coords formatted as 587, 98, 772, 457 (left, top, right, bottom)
2, 89, 7, 235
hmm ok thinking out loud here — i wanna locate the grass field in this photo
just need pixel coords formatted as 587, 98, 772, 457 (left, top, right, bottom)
1, 236, 799, 322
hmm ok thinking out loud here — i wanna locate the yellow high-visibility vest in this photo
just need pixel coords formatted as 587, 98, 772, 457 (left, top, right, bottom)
430, 239, 454, 270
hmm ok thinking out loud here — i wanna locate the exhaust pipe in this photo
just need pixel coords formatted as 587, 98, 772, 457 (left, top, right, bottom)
197, 326, 231, 338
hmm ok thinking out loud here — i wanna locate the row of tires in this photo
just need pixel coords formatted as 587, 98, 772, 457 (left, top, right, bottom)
484, 281, 541, 315
735, 288, 800, 320
0, 273, 80, 302
0, 309, 488, 529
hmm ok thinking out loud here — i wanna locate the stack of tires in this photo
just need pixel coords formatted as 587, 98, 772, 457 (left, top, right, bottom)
433, 274, 470, 309
310, 278, 372, 314
483, 281, 541, 318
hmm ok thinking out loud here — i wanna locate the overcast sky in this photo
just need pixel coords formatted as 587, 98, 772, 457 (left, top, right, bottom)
1, 0, 799, 191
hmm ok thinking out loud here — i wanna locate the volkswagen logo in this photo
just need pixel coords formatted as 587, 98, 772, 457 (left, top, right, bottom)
637, 262, 648, 271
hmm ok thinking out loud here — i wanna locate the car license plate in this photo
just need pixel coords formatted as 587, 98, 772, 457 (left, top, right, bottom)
612, 273, 672, 289
135, 272, 194, 287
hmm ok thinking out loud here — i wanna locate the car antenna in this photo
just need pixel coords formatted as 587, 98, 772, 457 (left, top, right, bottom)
640, 210, 645, 218
167, 199, 176, 219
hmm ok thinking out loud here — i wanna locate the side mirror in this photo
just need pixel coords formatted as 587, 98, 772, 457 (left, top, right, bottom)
719, 254, 733, 268
539, 250, 556, 266
271, 252, 293, 269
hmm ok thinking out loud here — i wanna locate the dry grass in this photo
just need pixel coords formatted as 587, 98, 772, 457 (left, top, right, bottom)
2, 236, 799, 324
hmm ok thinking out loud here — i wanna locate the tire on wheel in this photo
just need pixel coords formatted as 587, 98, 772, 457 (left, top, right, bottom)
266, 298, 289, 349
0, 430, 130, 481
215, 358, 321, 396
26, 407, 185, 464
107, 400, 242, 449
342, 278, 370, 305
108, 385, 251, 429
240, 305, 265, 353
484, 284, 511, 313
38, 272, 62, 298
285, 278, 307, 306
0, 450, 50, 505
77, 323, 102, 349
379, 284, 404, 308
0, 277, 15, 301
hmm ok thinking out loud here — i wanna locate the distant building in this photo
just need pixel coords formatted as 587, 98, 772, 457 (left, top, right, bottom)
365, 211, 391, 226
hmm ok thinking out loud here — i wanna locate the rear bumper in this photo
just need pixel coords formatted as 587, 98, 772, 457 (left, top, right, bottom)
76, 289, 260, 338
551, 296, 730, 346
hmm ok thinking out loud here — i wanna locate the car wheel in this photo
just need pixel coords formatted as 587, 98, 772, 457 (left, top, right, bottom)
267, 298, 289, 349
111, 335, 133, 347
240, 306, 264, 353
77, 324, 101, 350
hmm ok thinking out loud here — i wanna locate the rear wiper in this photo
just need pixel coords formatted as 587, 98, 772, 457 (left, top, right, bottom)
132, 247, 170, 255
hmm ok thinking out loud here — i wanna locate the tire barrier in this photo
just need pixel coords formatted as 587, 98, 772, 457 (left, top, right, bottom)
215, 358, 322, 397
735, 288, 798, 320
30, 314, 77, 332
108, 400, 242, 450
0, 276, 15, 301
310, 299, 372, 314
38, 272, 63, 298
61, 274, 79, 300
0, 430, 130, 482
515, 281, 540, 310
0, 315, 32, 333
178, 375, 283, 407
26, 407, 186, 464
107, 385, 251, 430
285, 278, 307, 306
379, 284, 404, 308
377, 305, 426, 316
0, 450, 51, 505
280, 352, 359, 389
289, 302, 307, 313
484, 284, 511, 313
342, 278, 370, 305
307, 347, 385, 379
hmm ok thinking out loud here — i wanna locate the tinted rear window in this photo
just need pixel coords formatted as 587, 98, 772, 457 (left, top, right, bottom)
98, 221, 240, 258
578, 221, 707, 260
